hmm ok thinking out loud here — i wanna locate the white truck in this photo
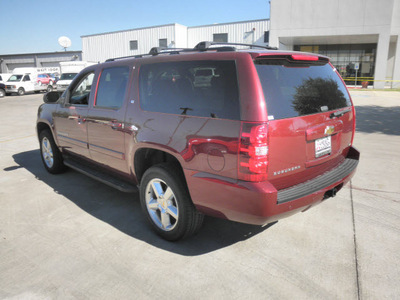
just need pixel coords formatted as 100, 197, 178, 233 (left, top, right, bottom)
57, 61, 96, 91
5, 67, 54, 96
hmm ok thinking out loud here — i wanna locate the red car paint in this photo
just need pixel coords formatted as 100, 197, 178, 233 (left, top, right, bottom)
37, 48, 359, 226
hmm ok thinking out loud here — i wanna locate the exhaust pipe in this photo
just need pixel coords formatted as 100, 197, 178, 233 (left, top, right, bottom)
324, 187, 338, 199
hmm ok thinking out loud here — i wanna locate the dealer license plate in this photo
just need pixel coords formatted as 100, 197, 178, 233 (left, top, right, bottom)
315, 136, 331, 158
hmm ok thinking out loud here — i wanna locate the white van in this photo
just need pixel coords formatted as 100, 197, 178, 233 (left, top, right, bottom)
57, 61, 96, 91
5, 68, 50, 96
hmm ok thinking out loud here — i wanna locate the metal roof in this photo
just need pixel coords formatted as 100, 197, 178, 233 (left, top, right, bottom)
80, 19, 270, 39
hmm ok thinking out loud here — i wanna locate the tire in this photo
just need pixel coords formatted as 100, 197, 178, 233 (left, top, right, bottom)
47, 85, 53, 92
140, 163, 204, 241
39, 129, 66, 174
0, 89, 5, 98
49, 80, 53, 86
17, 88, 25, 96
38, 81, 42, 86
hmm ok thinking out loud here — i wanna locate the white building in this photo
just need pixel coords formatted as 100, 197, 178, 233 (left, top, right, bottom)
187, 19, 270, 48
81, 23, 188, 63
269, 0, 400, 88
0, 51, 82, 74
81, 19, 270, 62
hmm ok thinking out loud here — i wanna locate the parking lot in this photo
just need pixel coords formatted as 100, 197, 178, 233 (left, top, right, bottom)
0, 91, 399, 299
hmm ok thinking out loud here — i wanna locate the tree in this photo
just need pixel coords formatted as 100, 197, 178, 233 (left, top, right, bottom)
292, 77, 348, 115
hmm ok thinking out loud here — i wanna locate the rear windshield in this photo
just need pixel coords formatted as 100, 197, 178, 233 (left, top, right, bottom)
139, 60, 240, 120
255, 58, 351, 120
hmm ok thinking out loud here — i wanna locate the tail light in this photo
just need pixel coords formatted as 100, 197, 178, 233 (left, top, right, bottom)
238, 122, 269, 181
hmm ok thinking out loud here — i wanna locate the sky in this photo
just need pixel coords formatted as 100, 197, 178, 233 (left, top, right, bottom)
0, 0, 270, 55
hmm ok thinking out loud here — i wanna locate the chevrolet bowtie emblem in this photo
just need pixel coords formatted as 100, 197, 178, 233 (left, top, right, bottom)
324, 126, 335, 135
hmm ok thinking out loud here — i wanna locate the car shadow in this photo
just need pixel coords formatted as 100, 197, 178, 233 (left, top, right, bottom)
10, 150, 275, 256
355, 105, 400, 136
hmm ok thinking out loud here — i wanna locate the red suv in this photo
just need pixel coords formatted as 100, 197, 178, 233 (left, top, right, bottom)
36, 42, 359, 241
37, 74, 53, 86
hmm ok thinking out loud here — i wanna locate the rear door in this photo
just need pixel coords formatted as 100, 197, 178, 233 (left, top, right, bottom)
254, 55, 355, 189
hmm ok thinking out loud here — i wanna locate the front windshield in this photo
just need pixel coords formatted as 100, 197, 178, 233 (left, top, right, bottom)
60, 73, 78, 80
8, 75, 23, 82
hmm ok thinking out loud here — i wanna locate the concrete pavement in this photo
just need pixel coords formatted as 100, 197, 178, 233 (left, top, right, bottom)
0, 91, 399, 299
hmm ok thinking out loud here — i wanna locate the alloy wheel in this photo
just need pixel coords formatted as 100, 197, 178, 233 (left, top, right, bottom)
41, 137, 54, 168
145, 178, 179, 231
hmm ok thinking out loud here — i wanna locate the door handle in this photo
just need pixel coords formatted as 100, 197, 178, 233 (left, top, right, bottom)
68, 115, 86, 124
109, 120, 123, 130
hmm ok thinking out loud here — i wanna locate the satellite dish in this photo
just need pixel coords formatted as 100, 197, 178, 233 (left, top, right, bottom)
58, 36, 71, 51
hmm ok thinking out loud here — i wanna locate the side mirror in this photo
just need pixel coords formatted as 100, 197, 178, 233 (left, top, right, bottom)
43, 91, 63, 103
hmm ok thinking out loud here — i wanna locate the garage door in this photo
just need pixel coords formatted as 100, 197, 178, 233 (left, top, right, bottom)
7, 63, 35, 72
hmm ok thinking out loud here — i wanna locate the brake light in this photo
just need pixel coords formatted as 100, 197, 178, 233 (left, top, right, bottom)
291, 54, 319, 61
238, 122, 269, 181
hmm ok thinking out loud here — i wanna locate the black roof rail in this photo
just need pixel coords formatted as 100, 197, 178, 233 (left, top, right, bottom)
194, 41, 278, 51
106, 41, 278, 62
148, 47, 194, 56
106, 47, 194, 61
105, 54, 148, 62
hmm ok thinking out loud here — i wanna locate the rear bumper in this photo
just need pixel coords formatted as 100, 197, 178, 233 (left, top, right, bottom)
185, 146, 360, 225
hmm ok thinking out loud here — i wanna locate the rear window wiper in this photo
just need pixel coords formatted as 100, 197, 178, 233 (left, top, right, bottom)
330, 107, 352, 118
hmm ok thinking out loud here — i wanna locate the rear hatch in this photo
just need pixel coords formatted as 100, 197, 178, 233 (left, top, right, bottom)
254, 54, 355, 190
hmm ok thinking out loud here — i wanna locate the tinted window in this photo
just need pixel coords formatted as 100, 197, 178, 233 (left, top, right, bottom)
69, 72, 95, 105
95, 66, 129, 109
139, 60, 240, 120
255, 59, 351, 120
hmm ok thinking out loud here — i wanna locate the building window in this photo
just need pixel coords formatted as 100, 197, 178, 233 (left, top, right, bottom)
159, 39, 168, 48
130, 40, 138, 50
264, 31, 270, 44
293, 43, 377, 84
213, 33, 228, 43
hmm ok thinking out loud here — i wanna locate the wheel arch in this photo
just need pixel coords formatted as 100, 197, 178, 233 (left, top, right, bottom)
134, 147, 185, 185
36, 121, 56, 143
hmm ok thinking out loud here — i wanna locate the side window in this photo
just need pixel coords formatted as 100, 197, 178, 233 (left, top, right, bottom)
69, 72, 95, 105
139, 60, 240, 120
23, 75, 30, 81
95, 66, 129, 109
